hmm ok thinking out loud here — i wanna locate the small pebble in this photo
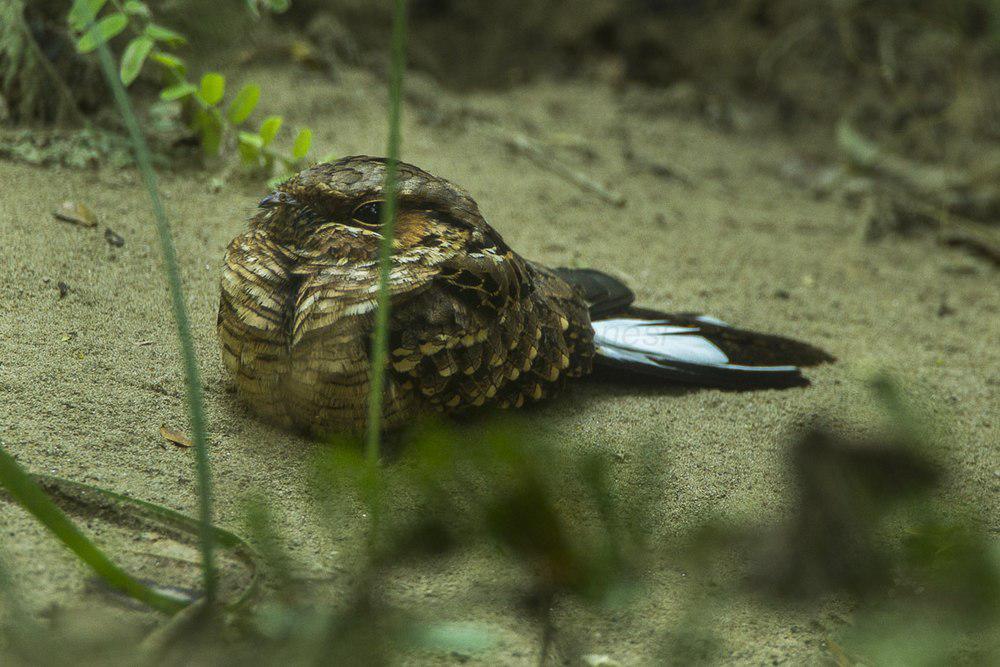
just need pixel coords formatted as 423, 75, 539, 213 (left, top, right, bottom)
104, 228, 125, 247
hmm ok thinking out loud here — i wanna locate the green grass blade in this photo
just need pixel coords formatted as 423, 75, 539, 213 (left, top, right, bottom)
0, 447, 188, 615
90, 27, 217, 604
362, 0, 407, 546
31, 474, 263, 613
364, 0, 408, 466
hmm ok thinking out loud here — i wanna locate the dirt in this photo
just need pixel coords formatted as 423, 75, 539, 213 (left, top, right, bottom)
1, 61, 998, 664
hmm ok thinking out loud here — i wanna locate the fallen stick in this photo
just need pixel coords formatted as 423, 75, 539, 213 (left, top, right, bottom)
403, 76, 627, 208
483, 123, 627, 208
840, 118, 1000, 266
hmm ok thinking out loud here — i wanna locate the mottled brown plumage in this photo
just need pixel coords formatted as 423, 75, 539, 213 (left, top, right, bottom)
218, 156, 594, 434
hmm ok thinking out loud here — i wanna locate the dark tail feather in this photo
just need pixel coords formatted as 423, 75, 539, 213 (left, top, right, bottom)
591, 312, 834, 389
621, 307, 835, 368
551, 267, 635, 319
553, 268, 834, 390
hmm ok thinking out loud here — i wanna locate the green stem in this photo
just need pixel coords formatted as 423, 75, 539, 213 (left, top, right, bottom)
363, 0, 408, 531
364, 0, 408, 461
92, 32, 217, 605
0, 447, 188, 615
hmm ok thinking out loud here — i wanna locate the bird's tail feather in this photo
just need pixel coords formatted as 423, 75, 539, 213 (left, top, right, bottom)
553, 268, 834, 389
551, 267, 636, 319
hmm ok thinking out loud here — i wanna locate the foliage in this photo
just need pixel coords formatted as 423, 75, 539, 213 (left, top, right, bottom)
320, 421, 644, 604
0, 0, 89, 124
66, 0, 314, 183
4, 385, 998, 664
664, 377, 1000, 665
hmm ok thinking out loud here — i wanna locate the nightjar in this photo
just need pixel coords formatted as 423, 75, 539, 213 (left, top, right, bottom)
218, 156, 832, 435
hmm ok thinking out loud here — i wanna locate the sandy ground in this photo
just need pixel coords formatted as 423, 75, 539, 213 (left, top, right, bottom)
1, 62, 998, 664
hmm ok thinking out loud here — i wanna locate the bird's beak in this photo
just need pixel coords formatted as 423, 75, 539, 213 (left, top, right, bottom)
259, 192, 299, 209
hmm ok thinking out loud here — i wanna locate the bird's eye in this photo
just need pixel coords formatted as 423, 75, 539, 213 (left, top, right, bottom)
351, 200, 384, 227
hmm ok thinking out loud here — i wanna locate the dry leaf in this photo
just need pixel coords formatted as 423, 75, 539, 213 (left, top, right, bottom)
160, 425, 193, 448
53, 201, 98, 228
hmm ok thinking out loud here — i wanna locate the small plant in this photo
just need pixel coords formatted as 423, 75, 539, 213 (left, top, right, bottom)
67, 0, 314, 183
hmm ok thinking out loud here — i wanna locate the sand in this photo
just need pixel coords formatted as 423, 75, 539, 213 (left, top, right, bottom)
1, 62, 997, 664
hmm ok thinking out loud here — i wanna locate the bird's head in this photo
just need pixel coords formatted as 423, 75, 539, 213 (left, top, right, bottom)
250, 155, 510, 266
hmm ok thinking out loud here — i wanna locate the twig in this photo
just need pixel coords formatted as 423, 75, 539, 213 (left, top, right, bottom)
837, 118, 970, 194
488, 125, 626, 207
839, 117, 1000, 266
757, 16, 822, 84
938, 225, 1000, 268
401, 72, 625, 207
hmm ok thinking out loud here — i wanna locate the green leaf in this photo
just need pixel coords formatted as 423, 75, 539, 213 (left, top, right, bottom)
238, 132, 263, 165
199, 113, 223, 157
238, 131, 264, 149
68, 0, 109, 31
75, 13, 128, 53
258, 115, 283, 146
150, 51, 186, 76
122, 0, 151, 17
199, 73, 225, 106
227, 84, 260, 125
145, 23, 187, 46
160, 82, 197, 101
119, 36, 154, 86
292, 127, 312, 160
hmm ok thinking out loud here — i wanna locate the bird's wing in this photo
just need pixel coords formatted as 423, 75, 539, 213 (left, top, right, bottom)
286, 221, 550, 410
387, 246, 538, 409
289, 259, 438, 348
217, 232, 298, 420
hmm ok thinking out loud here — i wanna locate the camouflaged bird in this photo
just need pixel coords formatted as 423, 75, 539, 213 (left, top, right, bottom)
218, 156, 832, 435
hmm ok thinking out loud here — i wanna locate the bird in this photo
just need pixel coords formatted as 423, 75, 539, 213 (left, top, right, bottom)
217, 155, 833, 435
